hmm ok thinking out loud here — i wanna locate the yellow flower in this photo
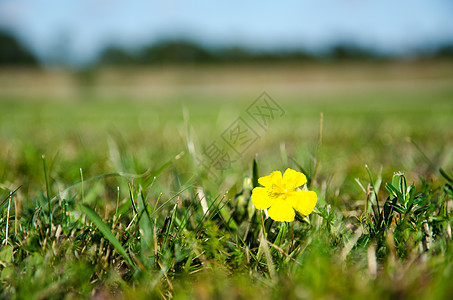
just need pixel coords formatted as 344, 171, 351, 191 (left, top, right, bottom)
251, 168, 317, 222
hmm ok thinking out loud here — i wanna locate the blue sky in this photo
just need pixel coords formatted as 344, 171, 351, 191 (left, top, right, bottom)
1, 0, 452, 64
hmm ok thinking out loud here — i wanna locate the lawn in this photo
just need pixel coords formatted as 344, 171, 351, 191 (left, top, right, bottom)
1, 61, 453, 299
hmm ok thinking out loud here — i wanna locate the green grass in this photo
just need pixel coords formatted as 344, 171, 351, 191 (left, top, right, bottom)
1, 63, 453, 299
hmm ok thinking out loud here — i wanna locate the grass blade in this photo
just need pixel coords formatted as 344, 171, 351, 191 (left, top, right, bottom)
312, 112, 323, 184
143, 151, 185, 188
289, 157, 312, 187
0, 185, 21, 208
440, 168, 453, 184
79, 204, 136, 270
252, 157, 259, 188
42, 155, 52, 223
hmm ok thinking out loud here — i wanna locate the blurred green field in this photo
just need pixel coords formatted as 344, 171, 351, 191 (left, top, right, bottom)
1, 61, 453, 299
2, 62, 452, 200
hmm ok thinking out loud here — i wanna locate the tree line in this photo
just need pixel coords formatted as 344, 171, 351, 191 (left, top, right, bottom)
1, 29, 452, 67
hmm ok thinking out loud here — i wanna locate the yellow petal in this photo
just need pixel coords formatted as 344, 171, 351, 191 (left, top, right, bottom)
283, 168, 307, 190
251, 187, 275, 210
258, 170, 282, 188
288, 190, 317, 216
267, 198, 295, 222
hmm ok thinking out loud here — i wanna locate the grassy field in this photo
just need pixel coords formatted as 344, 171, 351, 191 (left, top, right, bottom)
1, 61, 453, 299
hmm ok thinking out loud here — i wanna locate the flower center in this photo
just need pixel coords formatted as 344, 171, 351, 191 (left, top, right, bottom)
268, 184, 290, 199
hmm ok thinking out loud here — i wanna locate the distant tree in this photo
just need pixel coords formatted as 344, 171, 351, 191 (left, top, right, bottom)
139, 40, 216, 64
0, 30, 38, 66
327, 43, 377, 60
97, 46, 137, 66
280, 50, 315, 62
216, 47, 315, 63
433, 44, 453, 59
219, 47, 254, 63
95, 39, 433, 68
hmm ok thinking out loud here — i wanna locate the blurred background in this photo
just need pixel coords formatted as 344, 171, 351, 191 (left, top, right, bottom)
1, 0, 453, 98
1, 0, 453, 198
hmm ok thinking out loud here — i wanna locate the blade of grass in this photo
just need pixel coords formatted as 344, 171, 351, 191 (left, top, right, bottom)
79, 204, 136, 270
312, 112, 323, 185
45, 170, 150, 208
259, 229, 276, 280
0, 185, 21, 208
143, 151, 185, 188
194, 194, 222, 233
150, 185, 192, 217
410, 138, 436, 171
2, 192, 12, 246
115, 186, 120, 218
176, 195, 198, 235
289, 157, 312, 187
252, 156, 259, 188
365, 164, 381, 216
280, 142, 288, 169
128, 183, 138, 216
440, 168, 453, 184
79, 168, 84, 203
42, 155, 52, 223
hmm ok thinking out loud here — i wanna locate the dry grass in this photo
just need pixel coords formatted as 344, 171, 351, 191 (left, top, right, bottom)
1, 60, 452, 100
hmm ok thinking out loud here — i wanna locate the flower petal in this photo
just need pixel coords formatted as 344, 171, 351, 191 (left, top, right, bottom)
283, 168, 307, 190
251, 187, 275, 210
258, 170, 282, 188
267, 198, 295, 222
288, 190, 317, 216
